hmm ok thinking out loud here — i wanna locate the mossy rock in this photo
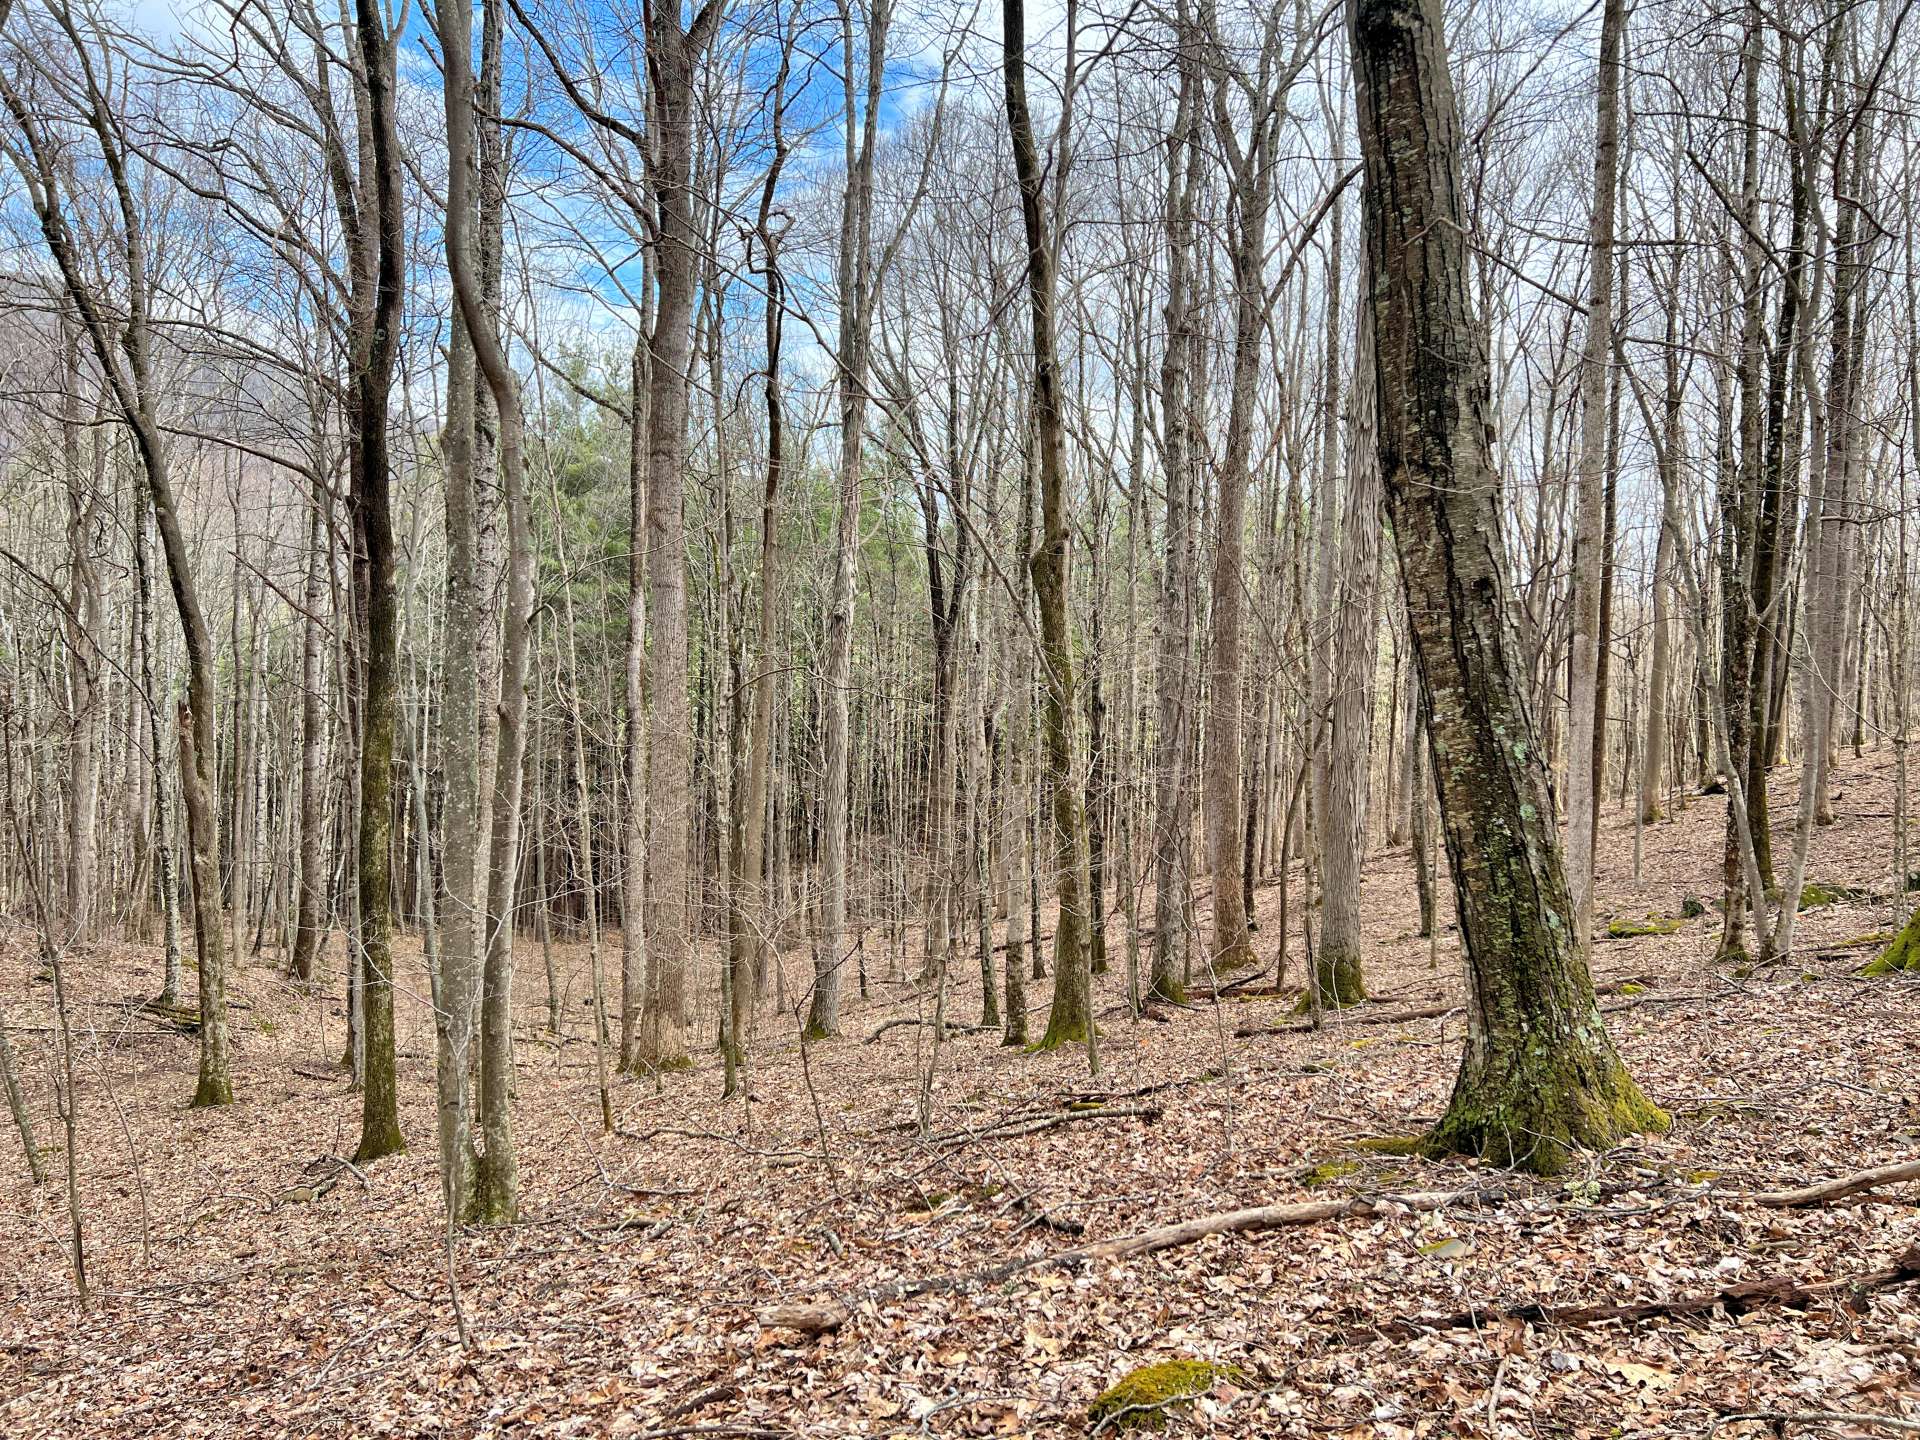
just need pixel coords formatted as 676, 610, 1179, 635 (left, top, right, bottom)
1299, 1158, 1361, 1188
1605, 915, 1681, 939
1679, 894, 1708, 919
1086, 1358, 1246, 1432
1797, 881, 1868, 910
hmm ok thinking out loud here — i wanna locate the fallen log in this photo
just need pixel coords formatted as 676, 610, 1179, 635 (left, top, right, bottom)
1708, 1411, 1920, 1437
755, 1302, 846, 1335
1234, 1001, 1461, 1039
927, 1103, 1163, 1148
1753, 1157, 1920, 1208
851, 1185, 1517, 1306
1389, 1243, 1920, 1335
863, 1017, 995, 1044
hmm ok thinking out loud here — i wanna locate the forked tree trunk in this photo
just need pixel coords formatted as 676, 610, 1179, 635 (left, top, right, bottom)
1350, 0, 1664, 1174
443, 0, 528, 1215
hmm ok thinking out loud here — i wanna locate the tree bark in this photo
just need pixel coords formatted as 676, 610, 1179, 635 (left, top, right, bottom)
1350, 0, 1664, 1174
350, 0, 407, 1165
1562, 0, 1623, 952
638, 0, 724, 1069
1005, 0, 1095, 1063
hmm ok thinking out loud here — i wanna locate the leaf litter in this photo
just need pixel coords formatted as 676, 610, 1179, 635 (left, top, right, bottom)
0, 754, 1917, 1436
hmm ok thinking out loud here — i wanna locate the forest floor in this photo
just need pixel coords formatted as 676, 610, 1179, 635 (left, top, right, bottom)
2, 755, 1919, 1438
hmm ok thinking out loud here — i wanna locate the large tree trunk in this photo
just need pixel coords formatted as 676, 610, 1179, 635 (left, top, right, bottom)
1005, 0, 1095, 1062
351, 0, 407, 1165
638, 0, 723, 1069
432, 114, 486, 1213
1350, 0, 1664, 1174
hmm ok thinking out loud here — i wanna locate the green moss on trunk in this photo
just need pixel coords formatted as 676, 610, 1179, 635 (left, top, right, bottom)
1426, 1021, 1667, 1175
1030, 1014, 1093, 1051
1865, 907, 1920, 975
1311, 944, 1367, 1009
1145, 974, 1187, 1006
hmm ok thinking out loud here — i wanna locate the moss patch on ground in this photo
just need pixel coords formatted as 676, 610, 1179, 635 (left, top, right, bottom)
1299, 1158, 1361, 1188
1798, 881, 1870, 910
1086, 1359, 1246, 1432
1605, 915, 1682, 939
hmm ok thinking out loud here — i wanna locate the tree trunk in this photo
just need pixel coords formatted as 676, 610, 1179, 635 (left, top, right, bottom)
1350, 0, 1664, 1174
292, 499, 330, 983
1316, 242, 1382, 1008
351, 0, 408, 1165
1150, 9, 1200, 1004
621, 337, 649, 1071
1005, 0, 1094, 1064
637, 0, 722, 1070
1562, 0, 1623, 952
443, 0, 528, 1215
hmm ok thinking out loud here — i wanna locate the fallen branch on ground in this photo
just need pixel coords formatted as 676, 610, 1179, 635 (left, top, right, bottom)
864, 1017, 996, 1043
755, 1302, 846, 1334
926, 1104, 1163, 1148
1753, 1157, 1920, 1208
756, 1188, 1514, 1331
1389, 1243, 1920, 1335
1234, 1001, 1461, 1038
1707, 1411, 1920, 1437
849, 1185, 1516, 1307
